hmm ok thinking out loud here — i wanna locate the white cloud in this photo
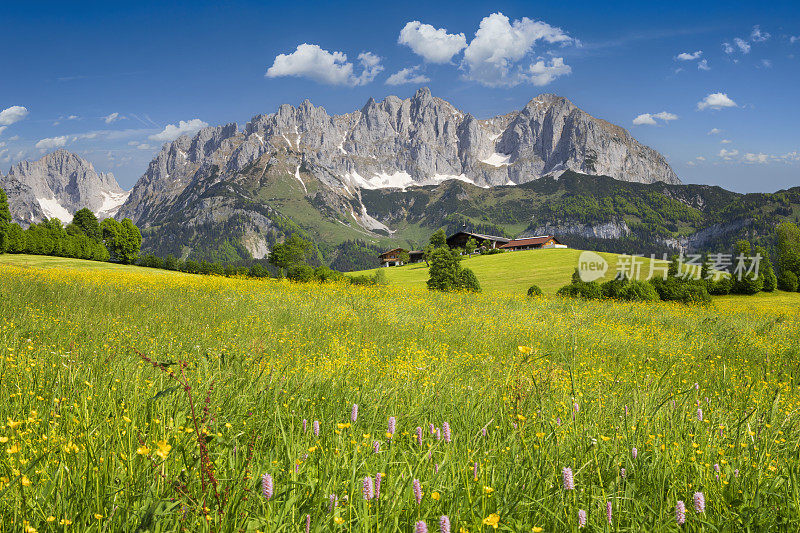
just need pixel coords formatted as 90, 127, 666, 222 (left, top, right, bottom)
760, 59, 772, 68
398, 21, 467, 63
750, 25, 770, 42
386, 66, 431, 85
149, 119, 208, 142
0, 106, 29, 126
696, 156, 706, 161
0, 126, 6, 136
697, 92, 737, 110
707, 128, 722, 135
103, 112, 124, 124
8, 135, 19, 141
783, 151, 800, 161
743, 152, 769, 163
461, 12, 573, 87
721, 139, 732, 144
35, 136, 68, 150
653, 111, 678, 122
527, 57, 571, 85
265, 43, 383, 86
722, 42, 734, 54
67, 114, 79, 120
676, 50, 702, 61
697, 59, 710, 71
719, 148, 739, 160
136, 143, 154, 150
791, 36, 799, 44
632, 114, 657, 126
633, 111, 677, 126
734, 38, 751, 53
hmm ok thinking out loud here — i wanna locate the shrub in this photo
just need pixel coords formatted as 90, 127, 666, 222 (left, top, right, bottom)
458, 268, 481, 292
347, 274, 375, 286
680, 283, 712, 305
600, 275, 629, 299
616, 281, 660, 302
557, 281, 602, 300
313, 266, 342, 282
778, 270, 799, 292
526, 284, 543, 297
707, 276, 732, 295
650, 277, 711, 303
373, 268, 388, 286
287, 264, 315, 282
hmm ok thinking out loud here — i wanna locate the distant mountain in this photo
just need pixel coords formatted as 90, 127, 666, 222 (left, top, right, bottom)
1, 149, 128, 225
118, 88, 678, 225
10, 90, 796, 271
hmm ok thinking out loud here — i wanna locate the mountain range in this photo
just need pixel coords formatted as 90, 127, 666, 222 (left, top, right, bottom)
2, 89, 798, 269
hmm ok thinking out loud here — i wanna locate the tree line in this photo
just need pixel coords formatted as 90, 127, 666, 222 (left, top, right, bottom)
0, 188, 142, 263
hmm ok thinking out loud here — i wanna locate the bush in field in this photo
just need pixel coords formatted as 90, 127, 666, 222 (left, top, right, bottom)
287, 264, 315, 282
617, 280, 661, 302
600, 275, 629, 299
649, 277, 711, 303
527, 284, 543, 297
707, 276, 733, 295
427, 245, 481, 292
557, 280, 602, 299
458, 267, 481, 292
778, 270, 799, 292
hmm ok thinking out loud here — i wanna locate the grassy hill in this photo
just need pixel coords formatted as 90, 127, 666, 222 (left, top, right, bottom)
353, 248, 656, 295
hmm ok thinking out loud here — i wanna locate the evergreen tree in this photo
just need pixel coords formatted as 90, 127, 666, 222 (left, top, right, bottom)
464, 237, 477, 256
430, 229, 447, 248
0, 188, 11, 226
268, 234, 312, 275
71, 208, 101, 240
755, 245, 777, 292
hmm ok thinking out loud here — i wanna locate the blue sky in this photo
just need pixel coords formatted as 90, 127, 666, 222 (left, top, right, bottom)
1, 0, 798, 192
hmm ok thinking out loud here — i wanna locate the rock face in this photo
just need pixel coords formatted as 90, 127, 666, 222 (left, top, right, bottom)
1, 149, 128, 225
117, 88, 679, 227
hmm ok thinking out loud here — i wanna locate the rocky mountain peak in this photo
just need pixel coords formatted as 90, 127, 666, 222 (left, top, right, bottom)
1, 150, 128, 225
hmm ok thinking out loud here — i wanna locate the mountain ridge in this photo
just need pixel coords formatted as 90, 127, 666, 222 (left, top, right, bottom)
1, 149, 128, 225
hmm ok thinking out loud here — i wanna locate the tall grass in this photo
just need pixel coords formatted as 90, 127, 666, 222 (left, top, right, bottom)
1, 263, 799, 531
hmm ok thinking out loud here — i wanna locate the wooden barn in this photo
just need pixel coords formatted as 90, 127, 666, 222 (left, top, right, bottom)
378, 248, 424, 267
499, 235, 566, 251
446, 231, 510, 250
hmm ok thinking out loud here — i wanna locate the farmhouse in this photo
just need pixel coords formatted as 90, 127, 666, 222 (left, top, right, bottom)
378, 233, 567, 266
500, 235, 566, 251
378, 248, 424, 267
446, 231, 510, 250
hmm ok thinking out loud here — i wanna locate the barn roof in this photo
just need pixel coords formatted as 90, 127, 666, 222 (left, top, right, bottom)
448, 231, 510, 243
500, 235, 560, 248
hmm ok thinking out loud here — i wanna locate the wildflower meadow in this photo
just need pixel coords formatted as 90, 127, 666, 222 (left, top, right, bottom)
1, 260, 799, 531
